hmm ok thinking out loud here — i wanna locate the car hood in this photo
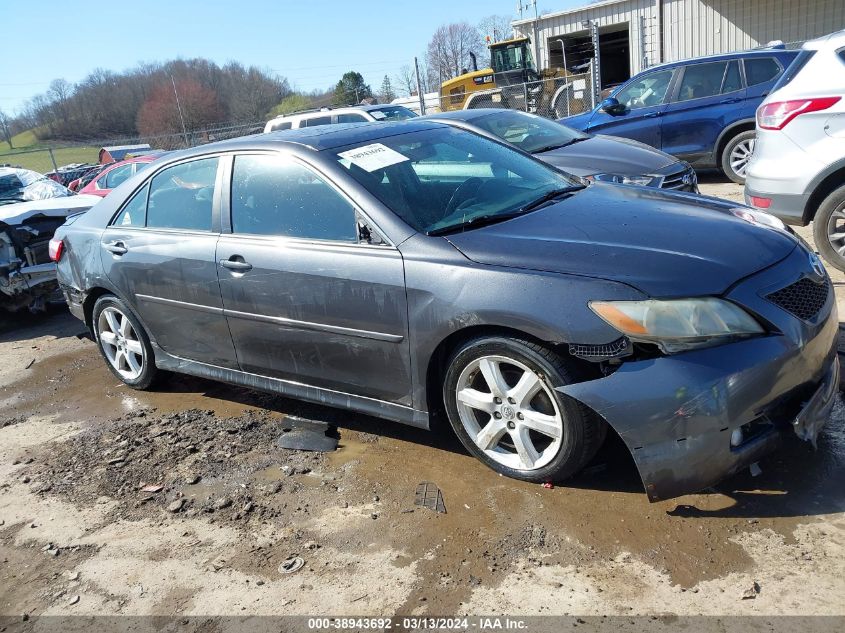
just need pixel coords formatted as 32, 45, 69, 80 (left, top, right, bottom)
535, 134, 677, 177
0, 194, 101, 225
445, 183, 797, 297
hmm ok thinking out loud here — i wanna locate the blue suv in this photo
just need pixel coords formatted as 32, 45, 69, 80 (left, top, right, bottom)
560, 48, 799, 184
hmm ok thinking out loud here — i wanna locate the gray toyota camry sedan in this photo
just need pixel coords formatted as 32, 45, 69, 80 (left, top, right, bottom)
51, 120, 838, 501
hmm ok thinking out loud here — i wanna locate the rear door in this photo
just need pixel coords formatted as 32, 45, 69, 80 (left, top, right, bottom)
100, 155, 238, 368
583, 67, 676, 148
216, 152, 412, 404
660, 60, 746, 162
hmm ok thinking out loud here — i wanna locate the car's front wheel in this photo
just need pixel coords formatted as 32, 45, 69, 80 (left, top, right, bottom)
812, 183, 845, 273
443, 336, 606, 483
92, 295, 158, 389
721, 130, 756, 184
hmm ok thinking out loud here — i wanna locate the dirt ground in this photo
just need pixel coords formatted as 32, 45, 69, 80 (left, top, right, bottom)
1, 177, 844, 624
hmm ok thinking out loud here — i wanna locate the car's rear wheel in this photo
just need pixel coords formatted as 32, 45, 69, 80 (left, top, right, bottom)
93, 295, 158, 389
721, 130, 756, 184
443, 336, 606, 483
812, 183, 845, 273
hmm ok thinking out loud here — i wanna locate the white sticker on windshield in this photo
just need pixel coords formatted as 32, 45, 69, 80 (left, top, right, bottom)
370, 110, 387, 120
338, 143, 408, 172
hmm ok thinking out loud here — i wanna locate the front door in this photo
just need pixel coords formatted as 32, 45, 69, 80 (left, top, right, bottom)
585, 67, 676, 148
100, 156, 238, 369
216, 153, 412, 405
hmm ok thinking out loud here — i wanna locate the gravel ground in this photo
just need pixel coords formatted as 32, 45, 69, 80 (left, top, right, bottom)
1, 177, 844, 626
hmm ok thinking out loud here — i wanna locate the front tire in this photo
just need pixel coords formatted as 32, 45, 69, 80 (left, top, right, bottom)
720, 130, 756, 184
92, 295, 158, 389
812, 183, 845, 273
443, 336, 606, 484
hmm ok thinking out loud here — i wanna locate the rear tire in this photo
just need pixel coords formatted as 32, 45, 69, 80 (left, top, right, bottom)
720, 130, 756, 185
92, 295, 158, 390
443, 336, 606, 484
812, 183, 845, 273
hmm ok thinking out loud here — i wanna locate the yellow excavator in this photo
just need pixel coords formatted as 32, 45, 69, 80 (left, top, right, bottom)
439, 36, 575, 116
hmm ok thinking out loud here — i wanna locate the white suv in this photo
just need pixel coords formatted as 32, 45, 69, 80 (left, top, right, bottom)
745, 29, 845, 270
264, 104, 417, 133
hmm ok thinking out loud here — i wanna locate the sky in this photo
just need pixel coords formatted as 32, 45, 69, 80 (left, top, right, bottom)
0, 0, 584, 116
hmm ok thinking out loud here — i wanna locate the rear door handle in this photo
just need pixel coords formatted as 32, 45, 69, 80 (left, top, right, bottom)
103, 241, 127, 255
219, 258, 253, 272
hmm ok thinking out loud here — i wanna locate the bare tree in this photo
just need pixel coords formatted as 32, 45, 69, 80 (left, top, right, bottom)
477, 14, 514, 43
394, 65, 416, 96
0, 109, 13, 149
426, 22, 485, 85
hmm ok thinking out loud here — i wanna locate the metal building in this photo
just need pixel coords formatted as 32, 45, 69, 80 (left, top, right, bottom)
513, 0, 845, 90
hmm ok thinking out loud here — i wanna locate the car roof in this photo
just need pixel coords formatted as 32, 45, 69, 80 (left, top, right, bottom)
422, 108, 502, 123
269, 103, 410, 123
642, 47, 798, 73
164, 120, 446, 159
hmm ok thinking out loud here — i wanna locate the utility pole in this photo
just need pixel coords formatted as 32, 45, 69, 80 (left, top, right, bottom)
414, 57, 426, 115
170, 74, 190, 147
639, 13, 649, 70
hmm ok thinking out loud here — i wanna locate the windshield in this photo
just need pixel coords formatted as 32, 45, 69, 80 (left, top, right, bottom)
491, 42, 534, 73
370, 106, 418, 121
334, 126, 580, 234
0, 168, 71, 206
471, 110, 588, 153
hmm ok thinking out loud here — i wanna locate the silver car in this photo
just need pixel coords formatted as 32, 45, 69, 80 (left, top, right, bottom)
745, 29, 845, 271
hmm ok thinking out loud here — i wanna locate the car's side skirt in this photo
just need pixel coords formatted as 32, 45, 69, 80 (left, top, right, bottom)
152, 345, 430, 429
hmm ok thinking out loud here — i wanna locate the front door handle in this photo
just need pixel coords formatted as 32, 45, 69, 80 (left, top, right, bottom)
103, 241, 127, 255
220, 257, 253, 272
643, 111, 662, 118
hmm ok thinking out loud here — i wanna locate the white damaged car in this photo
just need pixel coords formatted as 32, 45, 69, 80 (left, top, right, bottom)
0, 167, 100, 312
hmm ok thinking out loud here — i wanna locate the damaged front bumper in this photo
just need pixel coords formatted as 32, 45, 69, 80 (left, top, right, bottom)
559, 326, 838, 501
559, 246, 839, 502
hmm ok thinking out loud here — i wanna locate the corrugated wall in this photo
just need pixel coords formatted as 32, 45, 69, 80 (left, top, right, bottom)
662, 0, 845, 61
515, 0, 845, 78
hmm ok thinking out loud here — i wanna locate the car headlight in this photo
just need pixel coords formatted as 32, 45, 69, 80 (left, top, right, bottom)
732, 207, 787, 232
589, 298, 764, 353
589, 173, 657, 187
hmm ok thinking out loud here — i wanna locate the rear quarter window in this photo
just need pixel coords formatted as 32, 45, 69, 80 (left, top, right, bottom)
771, 50, 814, 91
744, 57, 781, 87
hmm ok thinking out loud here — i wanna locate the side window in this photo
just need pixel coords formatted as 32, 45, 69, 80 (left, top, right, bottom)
676, 61, 728, 101
231, 155, 357, 242
271, 120, 292, 131
146, 157, 218, 231
303, 116, 332, 127
614, 69, 674, 109
102, 163, 133, 189
112, 184, 149, 227
721, 60, 742, 93
744, 57, 781, 87
337, 113, 367, 123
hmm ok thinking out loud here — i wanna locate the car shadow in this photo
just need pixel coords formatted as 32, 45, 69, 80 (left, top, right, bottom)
0, 306, 88, 343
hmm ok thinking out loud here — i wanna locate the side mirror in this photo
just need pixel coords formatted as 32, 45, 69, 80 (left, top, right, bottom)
600, 97, 623, 115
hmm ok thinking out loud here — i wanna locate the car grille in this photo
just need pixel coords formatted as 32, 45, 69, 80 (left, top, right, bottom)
660, 166, 697, 192
765, 276, 830, 321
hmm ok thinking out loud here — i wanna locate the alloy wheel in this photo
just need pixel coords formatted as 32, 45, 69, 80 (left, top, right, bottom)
455, 355, 564, 471
729, 137, 755, 179
97, 306, 145, 380
825, 203, 845, 258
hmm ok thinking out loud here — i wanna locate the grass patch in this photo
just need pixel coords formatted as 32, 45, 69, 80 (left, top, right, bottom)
1, 127, 98, 173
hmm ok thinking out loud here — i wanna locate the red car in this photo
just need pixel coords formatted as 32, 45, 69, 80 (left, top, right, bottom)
78, 156, 155, 198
